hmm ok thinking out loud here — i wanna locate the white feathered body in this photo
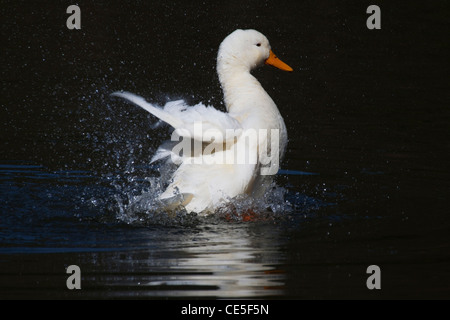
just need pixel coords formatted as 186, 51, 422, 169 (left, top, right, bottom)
112, 29, 289, 214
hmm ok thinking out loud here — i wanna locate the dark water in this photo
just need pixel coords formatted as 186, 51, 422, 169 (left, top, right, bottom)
1, 1, 449, 299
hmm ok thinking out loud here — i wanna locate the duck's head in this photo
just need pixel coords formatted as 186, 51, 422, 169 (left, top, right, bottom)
217, 29, 293, 73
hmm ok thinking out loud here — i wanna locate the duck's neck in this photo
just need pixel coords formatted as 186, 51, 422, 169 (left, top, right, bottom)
217, 57, 288, 161
217, 61, 274, 115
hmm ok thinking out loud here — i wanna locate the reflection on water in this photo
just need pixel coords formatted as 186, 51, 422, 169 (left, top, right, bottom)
169, 226, 285, 298
0, 162, 300, 299
83, 225, 286, 298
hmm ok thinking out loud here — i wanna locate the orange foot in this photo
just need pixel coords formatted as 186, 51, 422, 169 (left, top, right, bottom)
224, 208, 259, 222
241, 208, 258, 222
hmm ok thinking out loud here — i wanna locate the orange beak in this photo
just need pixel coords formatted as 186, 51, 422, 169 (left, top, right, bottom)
265, 50, 293, 72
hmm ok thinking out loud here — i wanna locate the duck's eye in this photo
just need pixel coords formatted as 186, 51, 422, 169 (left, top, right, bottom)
256, 43, 261, 47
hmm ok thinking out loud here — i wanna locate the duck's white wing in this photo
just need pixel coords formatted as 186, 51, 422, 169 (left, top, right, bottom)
111, 91, 242, 143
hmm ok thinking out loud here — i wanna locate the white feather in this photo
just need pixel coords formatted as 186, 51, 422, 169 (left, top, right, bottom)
111, 92, 242, 143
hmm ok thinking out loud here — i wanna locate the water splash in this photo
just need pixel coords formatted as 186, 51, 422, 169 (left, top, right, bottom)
74, 90, 325, 226
101, 164, 296, 226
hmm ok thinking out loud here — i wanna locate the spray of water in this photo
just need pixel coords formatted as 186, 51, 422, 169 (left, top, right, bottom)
76, 89, 320, 226
103, 157, 295, 226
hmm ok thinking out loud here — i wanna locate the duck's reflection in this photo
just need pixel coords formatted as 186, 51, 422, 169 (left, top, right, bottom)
156, 224, 286, 298
82, 222, 286, 298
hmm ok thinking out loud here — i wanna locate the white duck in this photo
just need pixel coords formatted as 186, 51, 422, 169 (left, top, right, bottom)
112, 29, 292, 215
